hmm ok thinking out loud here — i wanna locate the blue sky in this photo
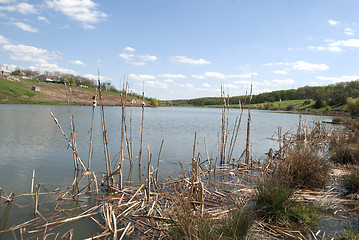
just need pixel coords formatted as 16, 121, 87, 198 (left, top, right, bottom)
1, 0, 359, 100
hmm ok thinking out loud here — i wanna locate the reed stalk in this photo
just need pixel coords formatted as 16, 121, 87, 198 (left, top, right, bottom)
155, 140, 164, 186
119, 87, 126, 189
139, 91, 145, 167
245, 83, 253, 165
87, 94, 96, 171
147, 145, 151, 201
97, 72, 113, 187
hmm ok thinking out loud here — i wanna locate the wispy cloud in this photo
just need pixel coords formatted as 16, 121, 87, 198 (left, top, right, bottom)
0, 34, 9, 44
45, 0, 107, 28
128, 74, 156, 81
308, 38, 359, 52
138, 55, 157, 62
69, 60, 86, 66
38, 16, 50, 24
192, 72, 258, 79
328, 19, 339, 26
12, 22, 38, 33
3, 43, 61, 64
202, 83, 211, 88
118, 50, 157, 66
316, 75, 359, 83
0, 2, 38, 15
146, 80, 169, 89
262, 79, 295, 87
29, 63, 76, 75
265, 61, 328, 71
344, 27, 355, 36
272, 70, 288, 75
158, 73, 186, 79
169, 56, 211, 65
123, 46, 135, 52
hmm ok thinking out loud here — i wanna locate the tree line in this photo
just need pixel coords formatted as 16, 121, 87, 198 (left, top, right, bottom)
175, 80, 359, 109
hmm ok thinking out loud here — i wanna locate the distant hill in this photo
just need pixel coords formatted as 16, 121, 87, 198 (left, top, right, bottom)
173, 80, 359, 113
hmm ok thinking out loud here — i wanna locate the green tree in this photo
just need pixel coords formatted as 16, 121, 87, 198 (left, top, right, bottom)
347, 98, 359, 117
166, 100, 173, 106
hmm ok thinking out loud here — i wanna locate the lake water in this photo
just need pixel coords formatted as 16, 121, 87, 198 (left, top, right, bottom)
0, 104, 332, 194
0, 104, 334, 238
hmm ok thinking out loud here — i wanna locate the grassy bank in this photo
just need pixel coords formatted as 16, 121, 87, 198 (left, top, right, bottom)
0, 77, 147, 106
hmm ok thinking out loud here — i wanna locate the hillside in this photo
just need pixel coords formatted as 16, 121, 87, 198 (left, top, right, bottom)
0, 77, 149, 107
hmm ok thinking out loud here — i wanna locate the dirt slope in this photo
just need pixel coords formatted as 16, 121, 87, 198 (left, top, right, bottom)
23, 80, 149, 106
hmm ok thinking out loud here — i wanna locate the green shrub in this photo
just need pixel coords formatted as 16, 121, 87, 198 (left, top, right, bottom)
222, 208, 252, 240
289, 205, 318, 225
286, 104, 294, 111
338, 225, 359, 240
348, 98, 359, 117
254, 176, 293, 223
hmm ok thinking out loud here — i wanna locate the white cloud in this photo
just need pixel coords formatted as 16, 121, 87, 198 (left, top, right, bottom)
292, 61, 329, 71
123, 46, 135, 52
228, 73, 258, 78
0, 34, 9, 44
146, 80, 169, 89
163, 79, 174, 83
131, 62, 146, 66
69, 60, 86, 66
308, 38, 359, 52
138, 54, 157, 62
169, 56, 211, 65
17, 3, 38, 14
344, 27, 355, 36
38, 16, 50, 23
118, 53, 134, 61
233, 80, 257, 85
204, 72, 225, 79
265, 61, 328, 71
83, 73, 111, 81
272, 70, 288, 75
158, 73, 186, 79
46, 0, 107, 27
118, 51, 157, 66
3, 44, 61, 64
272, 79, 295, 85
202, 83, 211, 88
307, 46, 326, 51
12, 22, 38, 32
263, 79, 295, 87
29, 63, 76, 75
192, 74, 205, 79
316, 75, 359, 83
128, 74, 156, 81
0, 0, 16, 3
328, 20, 339, 26
174, 83, 195, 88
0, 2, 37, 14
339, 38, 359, 48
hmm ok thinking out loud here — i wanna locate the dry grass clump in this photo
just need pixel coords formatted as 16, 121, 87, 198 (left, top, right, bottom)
330, 129, 359, 165
275, 149, 329, 189
342, 167, 359, 194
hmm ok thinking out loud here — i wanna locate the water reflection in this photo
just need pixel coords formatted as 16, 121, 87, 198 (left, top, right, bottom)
0, 104, 332, 194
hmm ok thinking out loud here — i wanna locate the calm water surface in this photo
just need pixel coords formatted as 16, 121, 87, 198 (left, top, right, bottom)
0, 104, 332, 194
0, 104, 334, 238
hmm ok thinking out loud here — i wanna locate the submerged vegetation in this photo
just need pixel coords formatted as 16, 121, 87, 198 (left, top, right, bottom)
1, 81, 359, 239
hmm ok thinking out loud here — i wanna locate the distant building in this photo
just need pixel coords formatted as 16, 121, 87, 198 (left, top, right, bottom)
39, 74, 57, 82
0, 67, 10, 76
